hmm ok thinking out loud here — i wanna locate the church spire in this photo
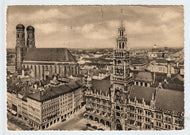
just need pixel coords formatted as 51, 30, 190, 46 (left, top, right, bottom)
120, 9, 124, 27
118, 9, 125, 37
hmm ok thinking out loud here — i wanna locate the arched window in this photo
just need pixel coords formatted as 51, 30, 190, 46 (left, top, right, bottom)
141, 82, 143, 86
118, 60, 121, 64
122, 43, 124, 48
119, 43, 121, 49
121, 31, 123, 36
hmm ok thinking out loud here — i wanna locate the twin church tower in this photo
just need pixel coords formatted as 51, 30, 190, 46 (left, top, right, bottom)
15, 24, 35, 73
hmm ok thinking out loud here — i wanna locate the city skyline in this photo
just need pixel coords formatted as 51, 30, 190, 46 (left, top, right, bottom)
6, 5, 184, 131
6, 5, 183, 49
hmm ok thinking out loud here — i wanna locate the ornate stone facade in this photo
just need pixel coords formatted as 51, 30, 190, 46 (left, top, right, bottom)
84, 23, 184, 131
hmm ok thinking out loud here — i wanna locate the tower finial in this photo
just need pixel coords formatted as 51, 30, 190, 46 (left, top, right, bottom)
120, 9, 124, 27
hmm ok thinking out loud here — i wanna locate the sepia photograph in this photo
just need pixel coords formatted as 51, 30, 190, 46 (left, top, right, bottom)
6, 5, 184, 131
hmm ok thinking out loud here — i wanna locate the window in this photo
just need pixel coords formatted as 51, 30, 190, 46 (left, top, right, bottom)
137, 122, 142, 127
156, 114, 161, 119
156, 122, 161, 127
145, 124, 151, 129
130, 120, 134, 124
116, 106, 120, 110
145, 101, 150, 106
138, 115, 142, 120
130, 98, 134, 102
137, 109, 142, 114
137, 99, 142, 104
116, 112, 120, 117
130, 113, 134, 118
122, 43, 124, 49
130, 106, 135, 111
119, 43, 121, 49
145, 117, 150, 122
118, 60, 121, 64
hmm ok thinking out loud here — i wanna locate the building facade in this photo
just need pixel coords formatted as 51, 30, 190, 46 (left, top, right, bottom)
84, 23, 184, 130
7, 80, 83, 129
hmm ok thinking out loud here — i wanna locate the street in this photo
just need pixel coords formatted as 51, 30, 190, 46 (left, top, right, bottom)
46, 106, 88, 130
7, 112, 33, 130
7, 120, 22, 131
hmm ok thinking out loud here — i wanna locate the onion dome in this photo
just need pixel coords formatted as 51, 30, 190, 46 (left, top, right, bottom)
16, 24, 25, 30
26, 25, 35, 31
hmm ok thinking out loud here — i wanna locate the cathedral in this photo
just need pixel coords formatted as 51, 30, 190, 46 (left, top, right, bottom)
84, 23, 184, 130
15, 24, 79, 80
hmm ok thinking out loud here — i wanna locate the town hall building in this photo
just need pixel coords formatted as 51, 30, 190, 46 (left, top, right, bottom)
84, 23, 184, 130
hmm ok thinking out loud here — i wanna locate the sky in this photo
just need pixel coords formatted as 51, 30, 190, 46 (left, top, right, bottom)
6, 5, 184, 49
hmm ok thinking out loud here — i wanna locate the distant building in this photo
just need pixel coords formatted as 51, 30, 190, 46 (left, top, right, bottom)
147, 45, 168, 59
134, 72, 153, 87
92, 70, 110, 80
147, 59, 178, 75
130, 57, 148, 71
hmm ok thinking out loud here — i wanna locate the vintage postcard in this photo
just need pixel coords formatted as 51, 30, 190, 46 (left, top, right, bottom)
6, 5, 184, 131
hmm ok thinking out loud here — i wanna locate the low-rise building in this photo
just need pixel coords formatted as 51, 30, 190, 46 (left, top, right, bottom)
7, 78, 84, 129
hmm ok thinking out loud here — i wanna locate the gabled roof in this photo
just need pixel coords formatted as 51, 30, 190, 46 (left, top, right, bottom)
24, 48, 76, 63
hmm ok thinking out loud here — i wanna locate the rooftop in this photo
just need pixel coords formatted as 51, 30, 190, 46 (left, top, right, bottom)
130, 57, 148, 65
130, 85, 155, 102
28, 80, 81, 102
91, 77, 111, 95
24, 48, 76, 63
130, 85, 184, 113
162, 74, 184, 91
135, 72, 153, 82
155, 89, 184, 113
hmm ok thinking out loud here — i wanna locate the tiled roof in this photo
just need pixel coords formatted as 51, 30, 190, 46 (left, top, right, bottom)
155, 89, 184, 113
130, 85, 184, 113
24, 48, 76, 62
135, 72, 153, 82
130, 57, 148, 65
162, 74, 184, 91
27, 80, 81, 102
91, 77, 110, 95
130, 85, 155, 102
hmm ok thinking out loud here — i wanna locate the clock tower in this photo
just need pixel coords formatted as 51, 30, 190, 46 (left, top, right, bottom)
110, 22, 133, 130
